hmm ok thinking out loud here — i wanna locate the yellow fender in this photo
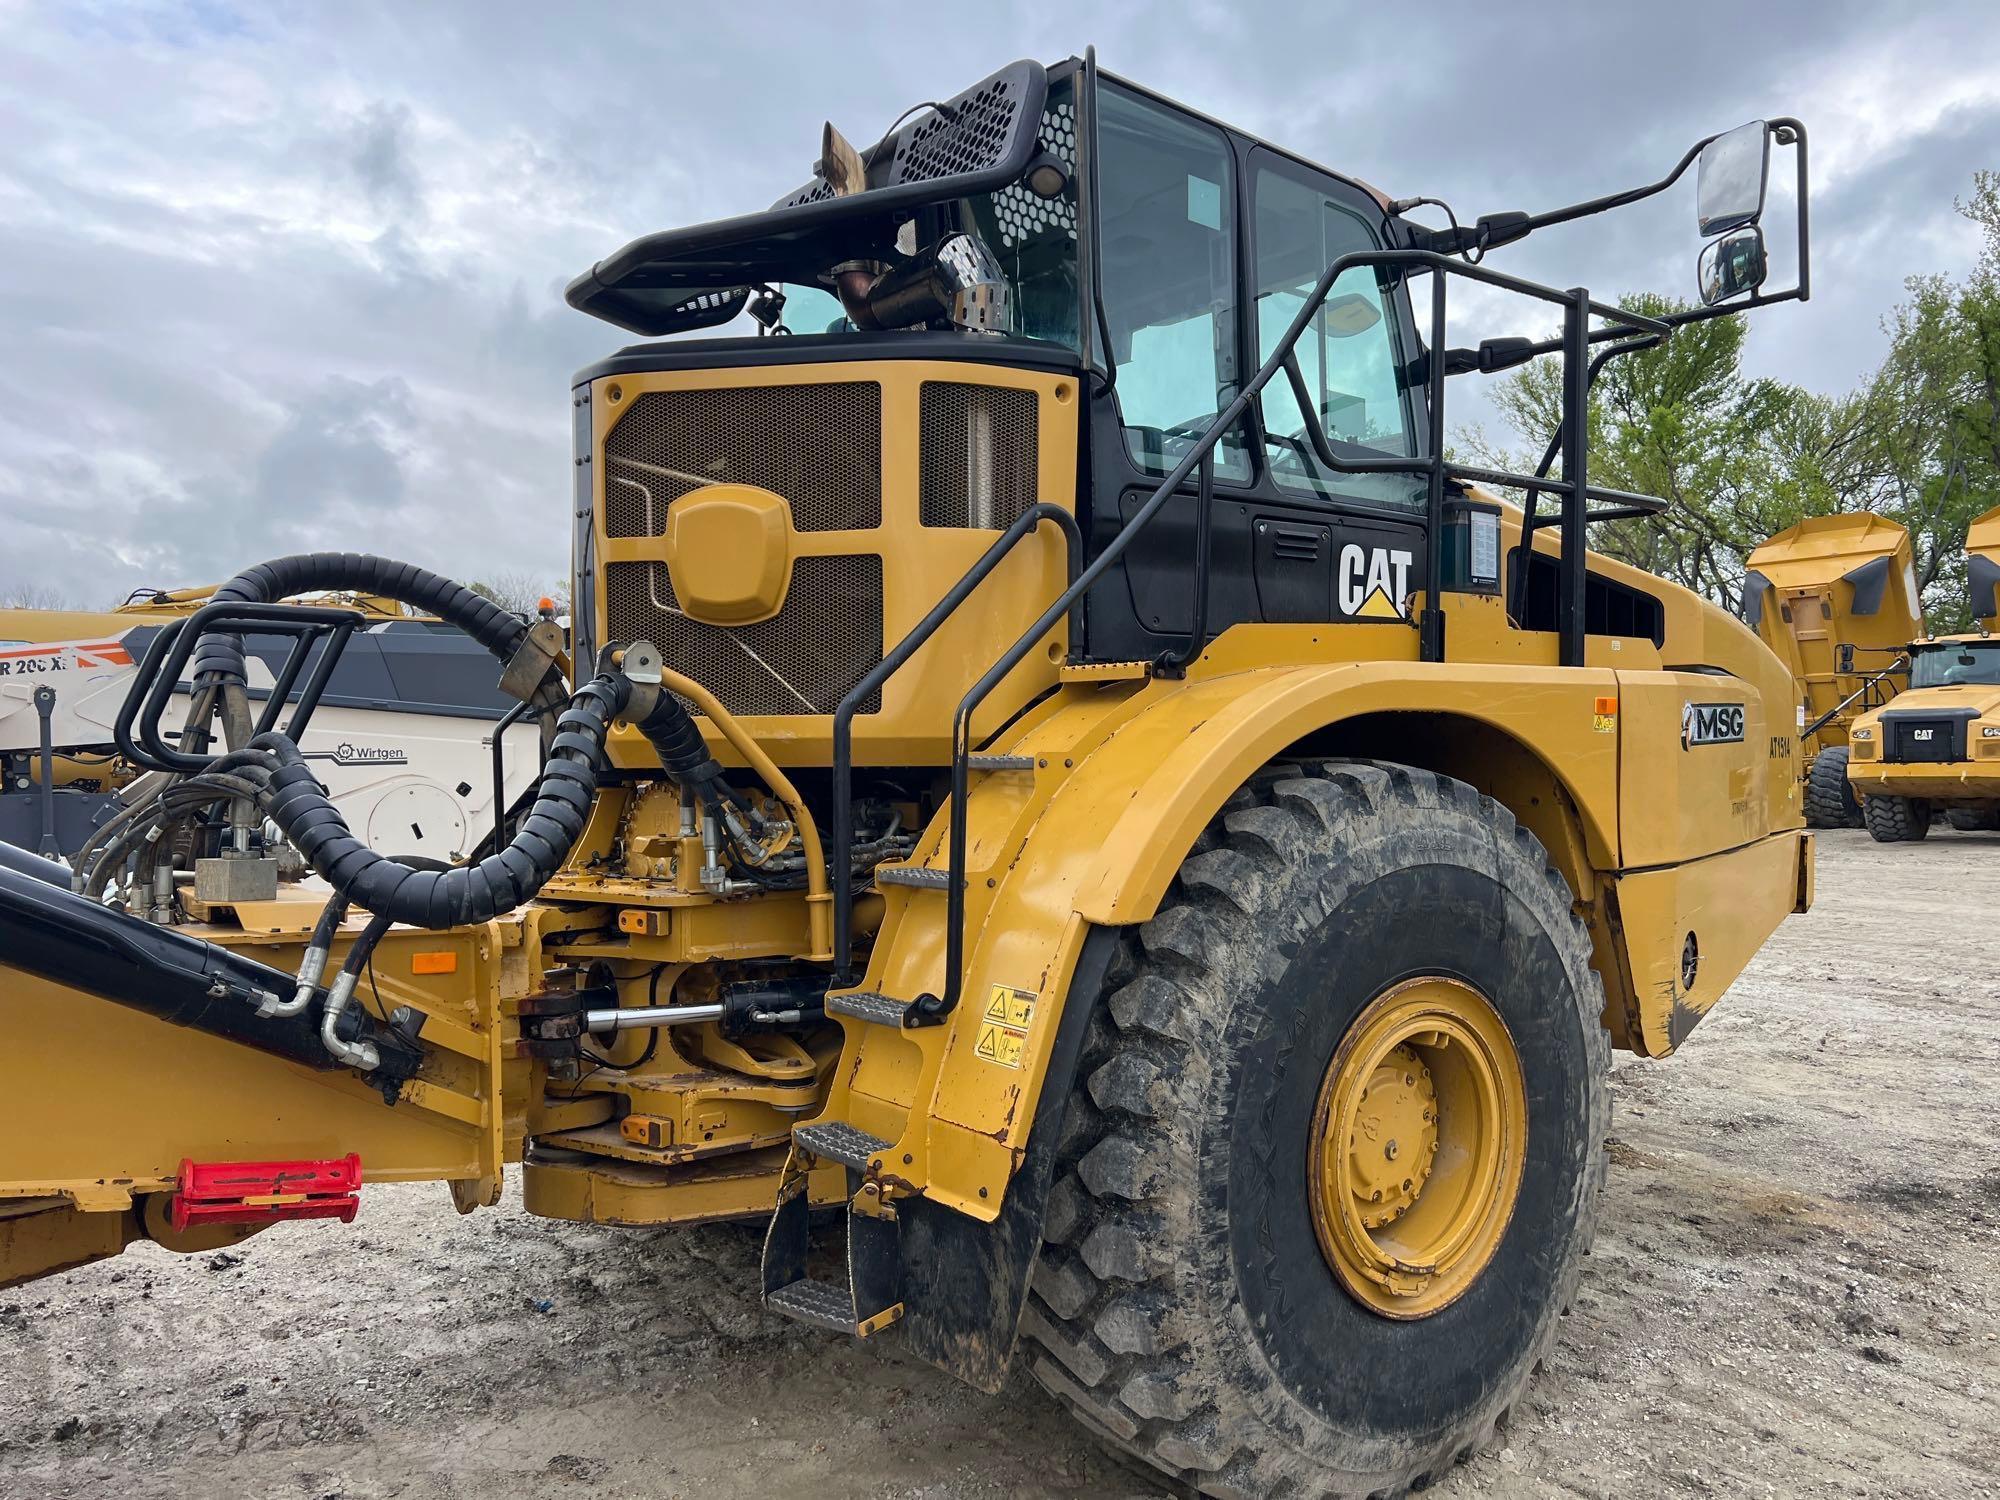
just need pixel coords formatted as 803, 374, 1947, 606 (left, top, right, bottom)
906, 659, 1626, 1214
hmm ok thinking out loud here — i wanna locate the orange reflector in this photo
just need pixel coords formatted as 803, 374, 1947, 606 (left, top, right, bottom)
1594, 695, 1618, 715
411, 951, 458, 976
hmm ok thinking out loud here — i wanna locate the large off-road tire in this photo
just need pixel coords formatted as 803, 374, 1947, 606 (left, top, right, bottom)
1863, 793, 1931, 843
1945, 806, 2000, 832
1022, 761, 1609, 1499
1804, 747, 1863, 829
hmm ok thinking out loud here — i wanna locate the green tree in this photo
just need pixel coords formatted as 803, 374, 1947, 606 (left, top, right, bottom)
1879, 172, 2000, 631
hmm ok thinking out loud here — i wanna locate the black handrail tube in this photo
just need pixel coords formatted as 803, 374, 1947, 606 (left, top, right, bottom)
1080, 47, 1116, 393
830, 502, 1082, 980
120, 603, 364, 775
1153, 448, 1215, 673
1559, 289, 1591, 667
1421, 263, 1449, 661
491, 696, 533, 851
1522, 334, 1665, 533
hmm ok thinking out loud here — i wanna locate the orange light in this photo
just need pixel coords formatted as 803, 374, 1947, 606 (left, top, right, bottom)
1594, 695, 1618, 715
410, 951, 458, 976
538, 596, 556, 613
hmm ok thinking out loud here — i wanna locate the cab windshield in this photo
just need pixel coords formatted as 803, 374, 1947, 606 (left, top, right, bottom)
1909, 641, 2000, 688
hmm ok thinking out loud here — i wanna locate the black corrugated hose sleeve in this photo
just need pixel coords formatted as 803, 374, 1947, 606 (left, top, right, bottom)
191, 552, 528, 687
631, 686, 726, 800
258, 674, 629, 927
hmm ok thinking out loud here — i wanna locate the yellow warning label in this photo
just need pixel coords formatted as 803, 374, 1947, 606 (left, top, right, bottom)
1354, 586, 1403, 620
983, 984, 1037, 1028
974, 985, 1037, 1069
1592, 712, 1617, 733
974, 1023, 1028, 1069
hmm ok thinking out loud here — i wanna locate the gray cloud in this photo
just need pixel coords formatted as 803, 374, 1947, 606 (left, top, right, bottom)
1, 0, 1996, 607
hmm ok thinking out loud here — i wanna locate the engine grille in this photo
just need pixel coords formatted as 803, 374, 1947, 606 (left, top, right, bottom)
604, 556, 883, 717
919, 383, 1039, 529
1884, 716, 1965, 763
602, 384, 882, 536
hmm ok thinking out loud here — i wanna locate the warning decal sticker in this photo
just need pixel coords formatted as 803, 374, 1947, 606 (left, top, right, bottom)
973, 984, 1038, 1071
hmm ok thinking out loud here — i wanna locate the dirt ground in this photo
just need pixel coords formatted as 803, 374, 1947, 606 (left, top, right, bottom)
4, 828, 1997, 1500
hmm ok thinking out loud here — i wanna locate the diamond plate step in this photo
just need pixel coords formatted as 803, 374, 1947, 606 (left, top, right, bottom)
875, 865, 952, 890
966, 753, 1035, 771
766, 1278, 856, 1333
824, 991, 911, 1027
794, 1120, 892, 1171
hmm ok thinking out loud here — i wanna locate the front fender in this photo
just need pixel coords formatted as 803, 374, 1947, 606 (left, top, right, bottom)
1054, 660, 1621, 926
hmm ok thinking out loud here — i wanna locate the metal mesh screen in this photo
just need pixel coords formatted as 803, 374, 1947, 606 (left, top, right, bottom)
604, 556, 884, 717
919, 383, 1039, 529
895, 75, 1025, 183
992, 95, 1078, 249
602, 384, 881, 537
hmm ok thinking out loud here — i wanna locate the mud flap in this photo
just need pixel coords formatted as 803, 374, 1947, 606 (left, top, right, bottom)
895, 925, 1117, 1392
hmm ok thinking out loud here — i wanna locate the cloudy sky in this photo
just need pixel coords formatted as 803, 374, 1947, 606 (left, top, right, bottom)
2, 0, 1996, 607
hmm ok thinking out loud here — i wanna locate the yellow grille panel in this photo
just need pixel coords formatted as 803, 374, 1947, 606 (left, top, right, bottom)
603, 383, 882, 537
589, 359, 1079, 766
605, 556, 884, 716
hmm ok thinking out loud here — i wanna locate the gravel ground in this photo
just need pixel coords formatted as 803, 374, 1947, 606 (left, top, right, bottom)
3, 828, 1997, 1499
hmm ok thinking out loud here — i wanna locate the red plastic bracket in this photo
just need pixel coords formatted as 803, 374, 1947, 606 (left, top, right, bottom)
168, 1154, 363, 1232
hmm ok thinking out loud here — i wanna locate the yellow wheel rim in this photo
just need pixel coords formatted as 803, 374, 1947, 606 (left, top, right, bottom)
1308, 977, 1528, 1319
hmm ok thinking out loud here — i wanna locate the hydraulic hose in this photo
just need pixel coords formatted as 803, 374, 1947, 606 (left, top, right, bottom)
257, 674, 723, 931
190, 552, 529, 697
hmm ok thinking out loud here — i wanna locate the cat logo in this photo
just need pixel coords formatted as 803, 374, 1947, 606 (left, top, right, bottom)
1337, 544, 1414, 620
1911, 728, 1934, 742
1680, 701, 1746, 750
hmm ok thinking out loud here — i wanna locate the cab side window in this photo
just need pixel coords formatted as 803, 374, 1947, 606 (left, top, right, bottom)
1254, 166, 1421, 510
1096, 83, 1248, 479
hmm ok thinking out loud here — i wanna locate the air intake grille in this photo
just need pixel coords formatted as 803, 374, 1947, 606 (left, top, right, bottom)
919, 383, 1039, 529
604, 556, 883, 717
602, 384, 881, 536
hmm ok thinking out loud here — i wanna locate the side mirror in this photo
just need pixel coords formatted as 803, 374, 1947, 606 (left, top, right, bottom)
1697, 120, 1770, 236
1698, 226, 1768, 306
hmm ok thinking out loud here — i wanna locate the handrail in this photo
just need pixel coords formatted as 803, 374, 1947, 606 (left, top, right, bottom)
1803, 655, 1909, 743
906, 246, 1672, 1025
114, 602, 364, 775
830, 501, 1082, 980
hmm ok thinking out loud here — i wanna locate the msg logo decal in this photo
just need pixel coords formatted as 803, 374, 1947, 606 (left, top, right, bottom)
1681, 701, 1745, 750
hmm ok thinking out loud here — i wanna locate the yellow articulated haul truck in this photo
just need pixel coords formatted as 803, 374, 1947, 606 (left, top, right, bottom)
1742, 513, 1922, 828
0, 58, 1814, 1497
1846, 504, 2000, 840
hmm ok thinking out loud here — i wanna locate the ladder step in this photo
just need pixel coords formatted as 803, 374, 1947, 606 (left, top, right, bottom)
794, 1120, 892, 1171
766, 1277, 858, 1333
875, 865, 952, 890
966, 753, 1036, 771
825, 991, 912, 1027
